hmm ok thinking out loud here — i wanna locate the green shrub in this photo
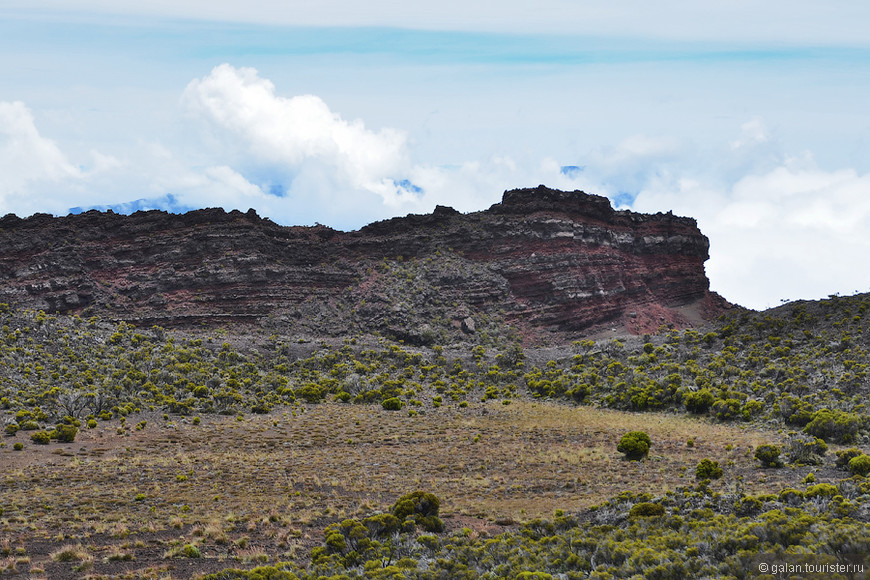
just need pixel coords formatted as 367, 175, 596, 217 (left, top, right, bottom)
784, 433, 827, 465
30, 430, 51, 445
835, 448, 864, 469
392, 491, 440, 520
695, 459, 723, 480
629, 502, 665, 518
805, 483, 839, 499
179, 544, 201, 558
754, 444, 783, 468
294, 384, 323, 404
13, 442, 23, 451
86, 419, 98, 429
19, 420, 39, 431
362, 513, 402, 537
4, 424, 19, 436
55, 424, 77, 443
778, 488, 804, 505
684, 389, 714, 414
381, 397, 403, 411
734, 496, 763, 516
199, 565, 300, 580
847, 454, 870, 477
712, 398, 743, 421
803, 409, 860, 443
617, 431, 651, 460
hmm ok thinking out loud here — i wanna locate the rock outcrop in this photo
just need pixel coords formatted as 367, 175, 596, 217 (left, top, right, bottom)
0, 186, 730, 342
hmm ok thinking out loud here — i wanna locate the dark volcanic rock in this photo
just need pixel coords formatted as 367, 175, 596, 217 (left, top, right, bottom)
0, 186, 730, 342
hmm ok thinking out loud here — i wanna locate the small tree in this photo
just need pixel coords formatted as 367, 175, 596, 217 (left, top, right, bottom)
617, 431, 651, 460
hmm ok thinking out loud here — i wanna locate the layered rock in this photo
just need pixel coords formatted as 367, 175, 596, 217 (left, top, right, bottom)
0, 186, 729, 342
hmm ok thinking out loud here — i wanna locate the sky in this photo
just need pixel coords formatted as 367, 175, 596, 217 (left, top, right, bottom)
1, 1, 869, 310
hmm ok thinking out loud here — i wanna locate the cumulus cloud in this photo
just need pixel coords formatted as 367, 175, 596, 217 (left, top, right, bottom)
632, 155, 870, 310
0, 101, 83, 213
182, 64, 410, 206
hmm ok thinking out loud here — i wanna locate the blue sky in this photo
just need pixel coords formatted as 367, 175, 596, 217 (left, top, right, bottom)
2, 1, 870, 310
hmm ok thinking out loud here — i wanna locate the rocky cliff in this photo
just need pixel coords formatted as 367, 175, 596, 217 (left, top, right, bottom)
0, 186, 730, 343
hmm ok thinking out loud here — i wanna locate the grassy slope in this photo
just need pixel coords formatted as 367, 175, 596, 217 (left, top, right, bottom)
1, 296, 870, 578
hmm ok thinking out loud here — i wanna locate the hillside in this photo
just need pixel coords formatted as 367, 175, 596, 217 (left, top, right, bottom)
0, 186, 729, 344
1, 293, 869, 578
1, 188, 869, 579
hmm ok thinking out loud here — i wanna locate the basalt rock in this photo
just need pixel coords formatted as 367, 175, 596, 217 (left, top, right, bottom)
0, 186, 730, 343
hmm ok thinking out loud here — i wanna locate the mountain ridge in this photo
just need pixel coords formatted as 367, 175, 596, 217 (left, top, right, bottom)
0, 185, 731, 343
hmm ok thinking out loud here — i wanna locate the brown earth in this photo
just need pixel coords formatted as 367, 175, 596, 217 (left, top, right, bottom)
1, 400, 810, 580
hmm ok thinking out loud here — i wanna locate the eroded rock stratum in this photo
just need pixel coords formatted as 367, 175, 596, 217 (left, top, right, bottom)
0, 186, 730, 343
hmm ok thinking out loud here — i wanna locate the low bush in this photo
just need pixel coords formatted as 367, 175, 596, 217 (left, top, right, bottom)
684, 389, 714, 414
848, 454, 870, 477
695, 458, 723, 480
629, 502, 665, 518
754, 444, 783, 468
805, 483, 839, 499
381, 397, 403, 411
835, 448, 864, 469
30, 430, 51, 445
784, 433, 827, 465
200, 565, 300, 580
803, 409, 860, 443
617, 431, 651, 460
392, 491, 440, 520
55, 424, 77, 443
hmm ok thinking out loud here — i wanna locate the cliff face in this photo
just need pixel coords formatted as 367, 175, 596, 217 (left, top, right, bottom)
0, 186, 729, 342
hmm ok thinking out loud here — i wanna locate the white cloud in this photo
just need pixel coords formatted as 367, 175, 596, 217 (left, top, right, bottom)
632, 159, 870, 310
730, 117, 769, 150
0, 100, 82, 213
182, 64, 409, 206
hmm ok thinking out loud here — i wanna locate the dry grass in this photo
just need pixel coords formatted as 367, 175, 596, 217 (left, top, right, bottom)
1, 399, 814, 576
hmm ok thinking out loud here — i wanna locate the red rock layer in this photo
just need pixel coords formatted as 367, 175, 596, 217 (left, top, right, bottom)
0, 186, 729, 340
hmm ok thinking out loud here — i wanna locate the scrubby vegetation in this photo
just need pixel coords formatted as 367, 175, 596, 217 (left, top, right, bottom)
2, 293, 870, 577
2, 295, 870, 444
201, 478, 870, 579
